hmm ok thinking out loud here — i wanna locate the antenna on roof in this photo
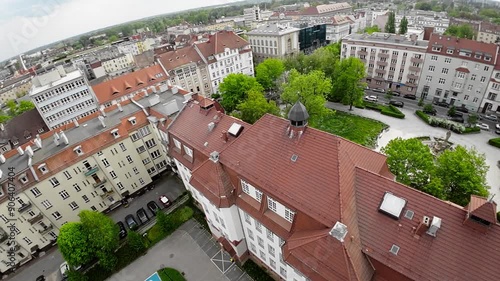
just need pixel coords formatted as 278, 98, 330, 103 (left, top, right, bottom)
489, 194, 496, 203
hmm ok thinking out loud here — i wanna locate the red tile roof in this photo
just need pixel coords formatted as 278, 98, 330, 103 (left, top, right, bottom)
190, 157, 235, 208
355, 167, 500, 281
91, 65, 168, 104
194, 31, 249, 62
157, 46, 204, 70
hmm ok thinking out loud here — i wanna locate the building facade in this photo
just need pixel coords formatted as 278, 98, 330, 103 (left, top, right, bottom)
477, 22, 500, 44
480, 55, 500, 113
342, 33, 428, 96
417, 34, 499, 112
0, 75, 32, 105
29, 66, 99, 129
247, 24, 300, 63
101, 53, 135, 76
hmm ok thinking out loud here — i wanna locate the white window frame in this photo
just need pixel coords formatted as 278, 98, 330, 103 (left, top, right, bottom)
173, 138, 182, 150
183, 145, 193, 157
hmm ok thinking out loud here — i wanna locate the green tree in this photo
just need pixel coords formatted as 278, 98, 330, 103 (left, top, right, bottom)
283, 52, 311, 73
435, 146, 489, 206
385, 12, 396, 34
79, 210, 119, 258
330, 57, 366, 110
218, 73, 263, 113
235, 88, 280, 124
156, 210, 174, 233
281, 70, 331, 118
17, 100, 35, 114
447, 106, 456, 117
108, 35, 119, 42
382, 138, 442, 197
128, 231, 147, 254
307, 47, 338, 77
415, 2, 432, 11
57, 223, 93, 267
363, 25, 381, 34
399, 16, 408, 34
255, 58, 285, 90
67, 270, 89, 281
0, 115, 11, 123
444, 24, 475, 40
468, 113, 478, 126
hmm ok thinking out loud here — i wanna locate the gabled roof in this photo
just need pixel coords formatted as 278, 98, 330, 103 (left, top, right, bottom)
91, 65, 168, 104
467, 195, 497, 224
301, 2, 352, 15
427, 33, 498, 65
355, 167, 500, 281
157, 46, 204, 70
194, 30, 249, 60
0, 109, 48, 148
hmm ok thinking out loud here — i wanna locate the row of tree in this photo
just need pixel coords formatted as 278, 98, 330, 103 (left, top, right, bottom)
384, 12, 408, 35
382, 138, 489, 206
0, 100, 35, 123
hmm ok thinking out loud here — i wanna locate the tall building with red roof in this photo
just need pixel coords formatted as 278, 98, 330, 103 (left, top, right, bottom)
168, 99, 500, 281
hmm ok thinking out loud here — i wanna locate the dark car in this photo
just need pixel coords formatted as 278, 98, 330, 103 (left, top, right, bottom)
159, 195, 172, 208
448, 111, 463, 117
455, 106, 469, 113
116, 221, 127, 239
495, 128, 500, 135
124, 214, 138, 230
449, 116, 465, 123
434, 101, 450, 108
389, 100, 404, 108
403, 94, 417, 100
423, 107, 437, 116
36, 276, 46, 281
147, 201, 161, 216
136, 208, 150, 224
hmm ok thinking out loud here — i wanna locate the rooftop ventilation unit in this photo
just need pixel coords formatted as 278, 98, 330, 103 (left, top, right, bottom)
208, 122, 215, 132
228, 123, 243, 137
426, 216, 441, 237
329, 221, 348, 242
378, 192, 407, 220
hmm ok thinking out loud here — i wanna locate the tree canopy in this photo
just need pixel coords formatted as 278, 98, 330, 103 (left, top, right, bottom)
283, 44, 340, 76
218, 73, 263, 113
330, 57, 366, 110
57, 222, 94, 267
235, 88, 280, 124
281, 69, 331, 119
444, 24, 475, 40
399, 16, 408, 34
385, 12, 396, 34
363, 25, 381, 34
255, 58, 285, 90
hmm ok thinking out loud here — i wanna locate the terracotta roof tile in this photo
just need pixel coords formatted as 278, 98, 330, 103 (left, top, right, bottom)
91, 65, 168, 104
157, 46, 204, 70
467, 195, 497, 224
194, 30, 249, 60
427, 33, 498, 65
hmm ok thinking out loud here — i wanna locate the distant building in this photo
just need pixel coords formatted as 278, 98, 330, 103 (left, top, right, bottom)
298, 24, 327, 54
247, 24, 300, 63
481, 52, 500, 113
0, 74, 32, 104
478, 22, 500, 44
326, 15, 350, 43
244, 5, 262, 26
101, 53, 135, 77
0, 109, 49, 152
29, 66, 99, 129
300, 2, 352, 17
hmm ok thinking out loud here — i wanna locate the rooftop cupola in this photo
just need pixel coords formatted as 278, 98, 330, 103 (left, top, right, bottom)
288, 101, 309, 127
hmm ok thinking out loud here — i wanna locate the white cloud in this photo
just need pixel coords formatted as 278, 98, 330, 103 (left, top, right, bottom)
0, 0, 239, 61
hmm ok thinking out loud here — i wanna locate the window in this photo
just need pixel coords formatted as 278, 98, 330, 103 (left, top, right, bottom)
30, 187, 41, 197
280, 267, 287, 277
258, 237, 264, 248
428, 65, 435, 72
102, 158, 110, 167
430, 55, 437, 61
59, 190, 70, 199
73, 183, 81, 192
119, 143, 127, 151
82, 195, 90, 203
126, 155, 133, 163
173, 138, 181, 150
438, 78, 446, 84
183, 145, 193, 158
110, 171, 117, 179
256, 221, 262, 233
285, 208, 295, 223
468, 84, 473, 91
259, 250, 266, 261
142, 158, 151, 165
150, 150, 161, 159
441, 68, 448, 74
41, 200, 52, 209
69, 201, 79, 210
130, 132, 140, 141
267, 229, 274, 241
268, 245, 275, 257
250, 243, 256, 253
244, 213, 252, 224
255, 189, 263, 202
268, 197, 277, 212
63, 171, 71, 180
473, 97, 478, 103
117, 182, 124, 190
49, 177, 60, 187
426, 76, 432, 82
133, 167, 139, 174
145, 139, 156, 149
52, 211, 62, 220
23, 237, 32, 245
248, 228, 254, 240
138, 126, 151, 137
480, 76, 486, 83
457, 72, 465, 79
444, 58, 451, 64
464, 95, 470, 101
471, 74, 476, 81
269, 259, 276, 269
241, 180, 250, 195
137, 146, 146, 153
484, 66, 490, 71
139, 178, 145, 185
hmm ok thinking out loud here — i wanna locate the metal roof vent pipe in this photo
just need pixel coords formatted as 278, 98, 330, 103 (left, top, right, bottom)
98, 116, 106, 128
25, 146, 34, 158
17, 146, 24, 156
117, 103, 123, 112
60, 131, 69, 145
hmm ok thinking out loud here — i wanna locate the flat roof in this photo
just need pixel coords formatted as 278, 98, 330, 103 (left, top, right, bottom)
343, 33, 429, 48
30, 70, 83, 96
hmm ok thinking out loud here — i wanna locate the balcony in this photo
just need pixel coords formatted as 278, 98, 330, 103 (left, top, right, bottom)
99, 189, 115, 198
375, 69, 386, 74
409, 66, 421, 72
377, 61, 388, 66
411, 57, 423, 63
406, 82, 417, 87
93, 179, 107, 188
28, 213, 43, 224
38, 224, 53, 235
357, 50, 368, 55
84, 166, 99, 177
18, 202, 32, 213
407, 73, 419, 80
378, 53, 390, 58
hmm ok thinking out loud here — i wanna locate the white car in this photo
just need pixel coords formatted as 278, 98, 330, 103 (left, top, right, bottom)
364, 95, 378, 102
483, 114, 498, 121
60, 262, 69, 279
495, 123, 500, 130
476, 123, 490, 130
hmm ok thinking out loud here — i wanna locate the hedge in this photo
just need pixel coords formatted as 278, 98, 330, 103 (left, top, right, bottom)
489, 138, 500, 148
381, 105, 405, 119
416, 110, 430, 123
158, 268, 186, 281
363, 101, 382, 111
415, 110, 480, 134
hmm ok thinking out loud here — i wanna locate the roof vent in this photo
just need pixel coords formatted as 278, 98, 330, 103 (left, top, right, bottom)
426, 216, 441, 237
329, 221, 348, 242
210, 151, 219, 163
73, 145, 83, 156
378, 192, 407, 220
390, 244, 400, 255
404, 210, 414, 220
208, 122, 215, 132
291, 154, 298, 162
228, 123, 243, 137
111, 129, 120, 139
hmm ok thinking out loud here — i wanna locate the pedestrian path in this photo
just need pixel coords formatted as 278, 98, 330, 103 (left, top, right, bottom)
179, 220, 253, 281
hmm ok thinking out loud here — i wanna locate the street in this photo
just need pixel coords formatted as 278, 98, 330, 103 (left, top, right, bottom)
4, 173, 186, 281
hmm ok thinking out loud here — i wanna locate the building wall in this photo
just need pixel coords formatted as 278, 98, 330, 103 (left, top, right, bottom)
326, 23, 350, 43
248, 31, 299, 63
207, 47, 254, 93
478, 31, 500, 44
417, 53, 494, 111
102, 54, 135, 76
0, 81, 32, 104
168, 63, 212, 97
480, 69, 500, 113
117, 42, 140, 56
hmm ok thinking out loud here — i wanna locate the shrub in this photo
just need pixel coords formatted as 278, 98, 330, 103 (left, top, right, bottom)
127, 231, 147, 254
146, 224, 166, 245
497, 211, 500, 223
381, 105, 405, 119
462, 126, 480, 134
242, 260, 275, 281
158, 267, 186, 281
363, 101, 382, 111
67, 270, 89, 281
416, 110, 430, 123
489, 138, 500, 148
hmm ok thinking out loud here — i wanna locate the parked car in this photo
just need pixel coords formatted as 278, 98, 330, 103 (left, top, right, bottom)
434, 101, 450, 108
448, 111, 463, 118
372, 88, 386, 93
495, 128, 500, 135
449, 116, 465, 123
116, 221, 127, 239
136, 208, 150, 224
476, 123, 490, 130
483, 114, 498, 121
36, 276, 46, 281
455, 106, 469, 113
403, 94, 417, 100
159, 195, 172, 208
496, 124, 500, 130
147, 201, 161, 215
423, 106, 437, 116
124, 214, 139, 230
391, 91, 401, 96
364, 95, 378, 102
389, 100, 404, 108
60, 262, 69, 279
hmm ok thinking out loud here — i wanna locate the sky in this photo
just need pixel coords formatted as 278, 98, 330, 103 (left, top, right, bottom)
0, 0, 240, 61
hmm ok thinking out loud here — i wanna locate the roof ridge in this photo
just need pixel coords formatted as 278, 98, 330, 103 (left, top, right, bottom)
287, 229, 330, 250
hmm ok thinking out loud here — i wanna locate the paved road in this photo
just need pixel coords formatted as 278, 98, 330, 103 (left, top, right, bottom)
4, 173, 186, 281
326, 101, 500, 210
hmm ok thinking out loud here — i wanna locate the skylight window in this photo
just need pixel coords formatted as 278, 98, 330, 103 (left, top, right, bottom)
378, 192, 407, 219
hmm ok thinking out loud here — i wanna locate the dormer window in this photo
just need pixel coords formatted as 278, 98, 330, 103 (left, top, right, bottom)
183, 145, 193, 158
111, 129, 120, 139
38, 128, 44, 133
18, 174, 28, 184
432, 45, 442, 52
128, 117, 137, 125
12, 140, 19, 146
38, 163, 48, 174
73, 145, 83, 156
173, 138, 182, 150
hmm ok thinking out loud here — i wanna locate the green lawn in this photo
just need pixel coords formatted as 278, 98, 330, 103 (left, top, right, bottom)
310, 110, 388, 148
158, 267, 186, 281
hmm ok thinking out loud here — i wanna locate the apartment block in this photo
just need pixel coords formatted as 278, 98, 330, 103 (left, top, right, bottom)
477, 22, 500, 44
300, 2, 352, 17
417, 34, 499, 112
101, 53, 135, 76
247, 23, 300, 63
168, 98, 500, 281
342, 33, 428, 96
0, 90, 177, 274
480, 55, 500, 113
0, 74, 32, 104
29, 66, 99, 130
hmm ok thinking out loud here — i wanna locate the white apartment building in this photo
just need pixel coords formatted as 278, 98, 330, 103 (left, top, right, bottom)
101, 53, 135, 76
195, 31, 254, 93
29, 66, 99, 129
116, 41, 141, 56
417, 34, 499, 112
480, 59, 500, 113
247, 23, 300, 63
477, 22, 500, 44
342, 33, 429, 96
395, 13, 449, 34
326, 16, 350, 43
244, 5, 262, 27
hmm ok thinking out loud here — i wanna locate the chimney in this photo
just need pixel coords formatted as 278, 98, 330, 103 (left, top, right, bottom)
53, 134, 60, 146
0, 154, 5, 163
73, 119, 80, 127
98, 116, 106, 128
99, 105, 106, 117
25, 146, 34, 157
208, 122, 215, 132
221, 131, 228, 142
415, 216, 430, 236
34, 138, 42, 149
210, 151, 220, 163
36, 134, 41, 143
117, 103, 123, 112
54, 131, 60, 140
17, 146, 24, 156
60, 131, 69, 145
